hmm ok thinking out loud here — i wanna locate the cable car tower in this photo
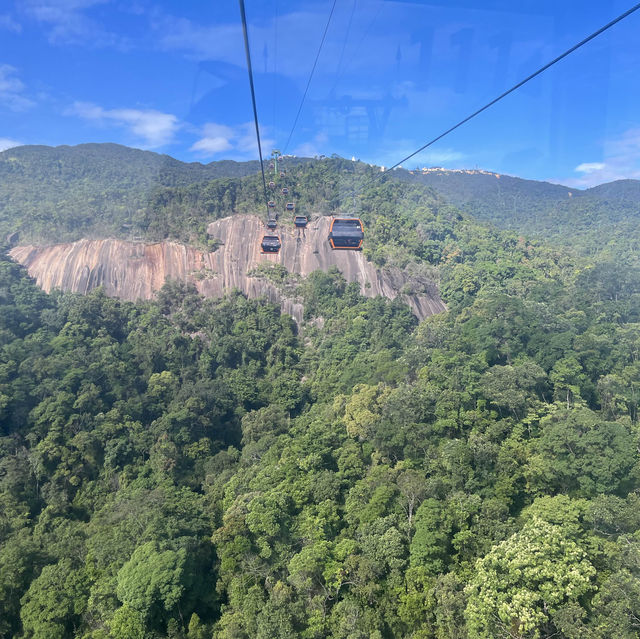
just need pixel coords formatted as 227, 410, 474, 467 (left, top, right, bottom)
271, 149, 281, 176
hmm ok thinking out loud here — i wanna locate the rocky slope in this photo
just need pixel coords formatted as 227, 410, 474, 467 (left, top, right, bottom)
9, 215, 446, 322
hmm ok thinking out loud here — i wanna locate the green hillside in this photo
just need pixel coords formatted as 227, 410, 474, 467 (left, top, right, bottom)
2, 145, 640, 638
3, 144, 640, 262
0, 144, 312, 244
404, 168, 640, 257
404, 167, 573, 217
0, 147, 457, 267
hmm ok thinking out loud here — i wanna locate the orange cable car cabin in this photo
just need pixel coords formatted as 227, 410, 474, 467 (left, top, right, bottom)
260, 234, 281, 254
328, 217, 364, 250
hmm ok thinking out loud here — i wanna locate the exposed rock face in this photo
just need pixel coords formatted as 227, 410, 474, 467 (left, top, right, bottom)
9, 215, 446, 322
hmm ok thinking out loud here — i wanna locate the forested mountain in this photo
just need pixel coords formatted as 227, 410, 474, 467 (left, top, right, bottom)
404, 168, 640, 256
3, 143, 640, 260
3, 145, 640, 638
404, 167, 573, 218
0, 144, 312, 243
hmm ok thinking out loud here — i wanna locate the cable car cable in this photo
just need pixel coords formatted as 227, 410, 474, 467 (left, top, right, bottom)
238, 0, 270, 217
330, 0, 358, 96
273, 0, 278, 136
283, 0, 338, 153
382, 1, 640, 175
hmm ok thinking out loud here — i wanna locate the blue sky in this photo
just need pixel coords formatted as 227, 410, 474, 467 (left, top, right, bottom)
0, 0, 639, 187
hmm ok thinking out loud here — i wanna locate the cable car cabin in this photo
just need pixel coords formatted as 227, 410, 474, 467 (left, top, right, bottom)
280, 171, 286, 178
269, 181, 276, 189
282, 187, 289, 195
328, 217, 364, 250
260, 234, 281, 254
286, 202, 295, 211
294, 215, 308, 228
268, 200, 276, 208
266, 218, 277, 229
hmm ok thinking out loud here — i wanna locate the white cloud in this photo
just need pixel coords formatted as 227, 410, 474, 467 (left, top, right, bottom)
293, 132, 329, 157
0, 65, 35, 111
420, 149, 466, 165
559, 128, 640, 187
190, 122, 274, 159
0, 14, 22, 32
150, 7, 353, 79
21, 0, 124, 47
190, 123, 234, 155
153, 15, 243, 65
575, 162, 606, 174
0, 138, 22, 151
191, 136, 232, 155
236, 123, 275, 155
68, 101, 180, 147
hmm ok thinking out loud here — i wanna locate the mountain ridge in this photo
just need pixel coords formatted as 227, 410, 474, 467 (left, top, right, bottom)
3, 142, 640, 262
5, 142, 637, 193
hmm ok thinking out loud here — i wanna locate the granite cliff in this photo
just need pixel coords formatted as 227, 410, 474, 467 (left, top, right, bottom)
9, 214, 446, 322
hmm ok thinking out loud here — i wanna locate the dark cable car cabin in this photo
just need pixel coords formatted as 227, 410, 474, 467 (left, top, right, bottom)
294, 215, 308, 228
261, 234, 281, 254
268, 200, 276, 208
286, 202, 295, 211
269, 181, 276, 189
282, 187, 289, 195
328, 217, 364, 250
266, 218, 277, 229
280, 171, 286, 178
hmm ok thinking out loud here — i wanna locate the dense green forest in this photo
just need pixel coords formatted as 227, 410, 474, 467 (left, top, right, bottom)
404, 169, 640, 258
0, 144, 312, 244
3, 144, 640, 638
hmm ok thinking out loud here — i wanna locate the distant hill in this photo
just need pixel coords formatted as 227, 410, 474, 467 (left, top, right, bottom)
2, 144, 639, 259
1, 142, 312, 185
401, 168, 640, 255
0, 143, 312, 243
584, 179, 640, 202
404, 168, 573, 220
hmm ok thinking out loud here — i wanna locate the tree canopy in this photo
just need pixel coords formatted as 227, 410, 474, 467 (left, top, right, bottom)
2, 150, 640, 638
